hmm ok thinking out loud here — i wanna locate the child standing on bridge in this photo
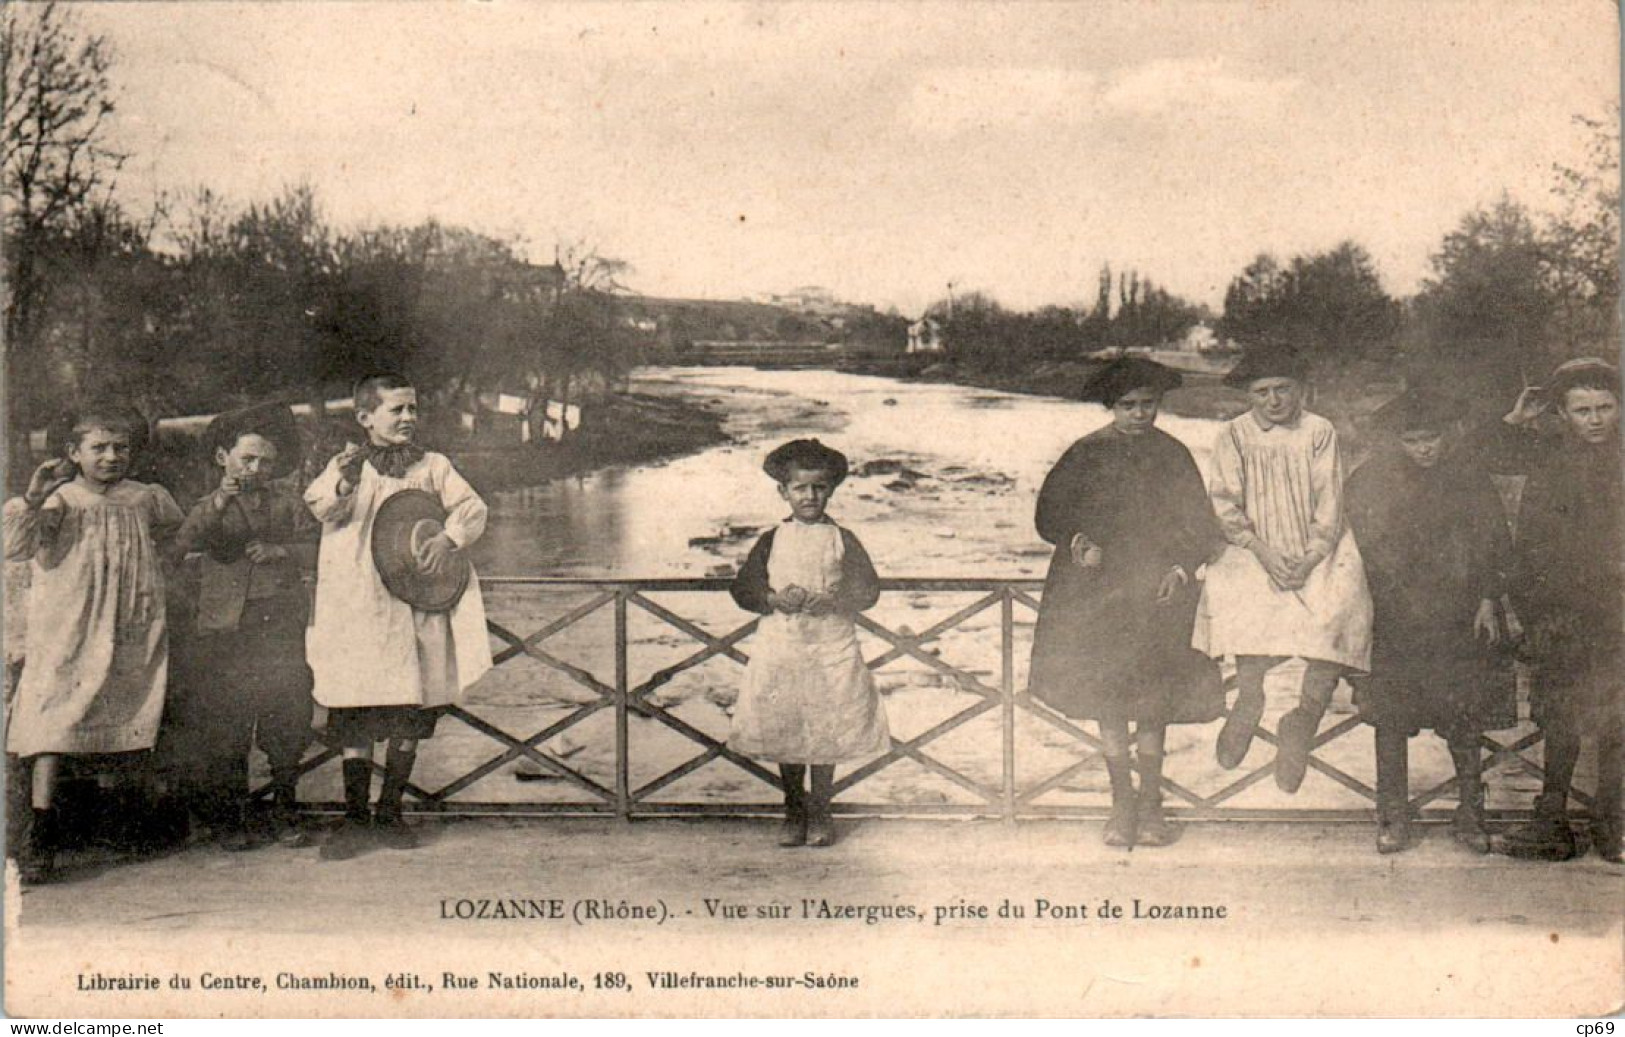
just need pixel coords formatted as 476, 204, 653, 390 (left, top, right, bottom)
4, 404, 184, 883
303, 373, 493, 860
729, 439, 890, 848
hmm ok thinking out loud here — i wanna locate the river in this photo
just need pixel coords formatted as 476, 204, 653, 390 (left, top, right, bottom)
472, 366, 1225, 579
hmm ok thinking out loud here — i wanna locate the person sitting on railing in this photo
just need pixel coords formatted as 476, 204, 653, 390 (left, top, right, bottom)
1193, 345, 1373, 794
1029, 357, 1225, 849
728, 438, 888, 849
1344, 389, 1515, 855
303, 373, 493, 861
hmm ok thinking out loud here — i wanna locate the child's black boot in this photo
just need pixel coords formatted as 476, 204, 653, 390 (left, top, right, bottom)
1374, 727, 1410, 854
373, 743, 419, 851
1215, 687, 1264, 770
1448, 743, 1489, 854
1591, 734, 1622, 863
1502, 792, 1579, 861
806, 765, 836, 848
1276, 666, 1336, 793
778, 765, 807, 847
269, 768, 309, 848
321, 756, 375, 861
10, 807, 56, 886
1102, 754, 1137, 848
1134, 752, 1178, 847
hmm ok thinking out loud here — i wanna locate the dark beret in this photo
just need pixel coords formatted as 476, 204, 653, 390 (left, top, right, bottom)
1369, 389, 1461, 433
763, 438, 850, 484
206, 402, 301, 476
1079, 356, 1183, 407
1222, 345, 1311, 389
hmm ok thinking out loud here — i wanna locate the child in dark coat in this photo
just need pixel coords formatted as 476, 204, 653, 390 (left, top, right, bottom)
171, 402, 318, 850
1346, 390, 1515, 854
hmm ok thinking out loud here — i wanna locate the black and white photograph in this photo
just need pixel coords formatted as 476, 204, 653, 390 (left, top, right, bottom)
1, 0, 1620, 1019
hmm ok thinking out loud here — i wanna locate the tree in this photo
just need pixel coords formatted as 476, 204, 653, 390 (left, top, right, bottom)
1414, 197, 1554, 393
3, 1, 128, 429
1219, 242, 1400, 362
1543, 110, 1620, 355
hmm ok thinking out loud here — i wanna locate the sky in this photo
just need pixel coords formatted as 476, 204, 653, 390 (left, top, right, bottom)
75, 1, 1619, 315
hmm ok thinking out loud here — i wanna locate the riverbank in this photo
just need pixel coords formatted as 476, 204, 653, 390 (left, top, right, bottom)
849, 356, 1406, 459
388, 391, 729, 493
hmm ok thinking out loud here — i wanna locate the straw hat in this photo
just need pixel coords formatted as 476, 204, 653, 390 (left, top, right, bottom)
371, 489, 471, 612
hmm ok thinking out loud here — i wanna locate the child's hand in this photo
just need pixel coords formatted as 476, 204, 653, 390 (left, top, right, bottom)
1504, 386, 1548, 427
803, 591, 840, 616
244, 541, 288, 565
1155, 566, 1189, 605
334, 442, 366, 486
1069, 534, 1103, 570
1473, 598, 1501, 645
1251, 542, 1296, 589
415, 531, 458, 576
772, 585, 809, 613
25, 458, 75, 507
1283, 554, 1318, 589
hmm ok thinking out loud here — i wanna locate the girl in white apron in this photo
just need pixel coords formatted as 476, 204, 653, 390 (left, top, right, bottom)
729, 440, 889, 847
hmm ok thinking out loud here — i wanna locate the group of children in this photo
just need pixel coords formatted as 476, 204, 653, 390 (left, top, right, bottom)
4, 353, 1620, 879
1027, 348, 1621, 861
5, 374, 491, 882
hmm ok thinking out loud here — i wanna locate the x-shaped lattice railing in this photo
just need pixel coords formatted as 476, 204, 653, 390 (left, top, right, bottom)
273, 577, 1594, 821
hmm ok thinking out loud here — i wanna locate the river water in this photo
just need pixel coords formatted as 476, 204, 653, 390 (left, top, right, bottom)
472, 366, 1225, 579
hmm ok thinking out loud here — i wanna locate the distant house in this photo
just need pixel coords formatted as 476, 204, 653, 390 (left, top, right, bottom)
461, 391, 581, 444
1181, 322, 1240, 355
907, 317, 944, 354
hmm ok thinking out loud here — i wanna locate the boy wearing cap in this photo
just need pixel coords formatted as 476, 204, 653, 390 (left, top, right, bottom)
1499, 359, 1622, 862
1193, 346, 1373, 793
1345, 390, 1515, 854
304, 373, 492, 860
172, 402, 319, 850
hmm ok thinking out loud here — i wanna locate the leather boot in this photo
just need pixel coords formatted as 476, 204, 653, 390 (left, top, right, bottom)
1592, 734, 1622, 863
321, 757, 376, 861
1374, 727, 1410, 854
1449, 743, 1490, 854
1277, 665, 1336, 793
6, 759, 52, 884
373, 745, 419, 851
1216, 685, 1265, 770
1503, 791, 1579, 861
11, 807, 56, 885
1134, 753, 1179, 847
778, 765, 807, 847
1102, 754, 1137, 848
806, 766, 836, 848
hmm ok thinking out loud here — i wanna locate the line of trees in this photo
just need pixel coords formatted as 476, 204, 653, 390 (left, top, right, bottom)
919, 114, 1618, 398
3, 4, 640, 443
924, 265, 1209, 373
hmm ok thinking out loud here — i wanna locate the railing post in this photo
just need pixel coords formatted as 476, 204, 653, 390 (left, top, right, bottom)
1001, 586, 1016, 824
615, 587, 631, 821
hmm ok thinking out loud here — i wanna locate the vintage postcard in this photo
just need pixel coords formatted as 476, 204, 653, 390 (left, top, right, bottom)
2, 0, 1621, 1020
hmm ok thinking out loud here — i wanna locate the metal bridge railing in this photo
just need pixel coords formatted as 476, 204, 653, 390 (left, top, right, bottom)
280, 577, 1591, 822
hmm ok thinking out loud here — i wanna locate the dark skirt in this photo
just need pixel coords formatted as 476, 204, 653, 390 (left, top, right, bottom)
326, 705, 444, 744
1029, 551, 1223, 725
1530, 637, 1623, 737
1354, 620, 1517, 738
